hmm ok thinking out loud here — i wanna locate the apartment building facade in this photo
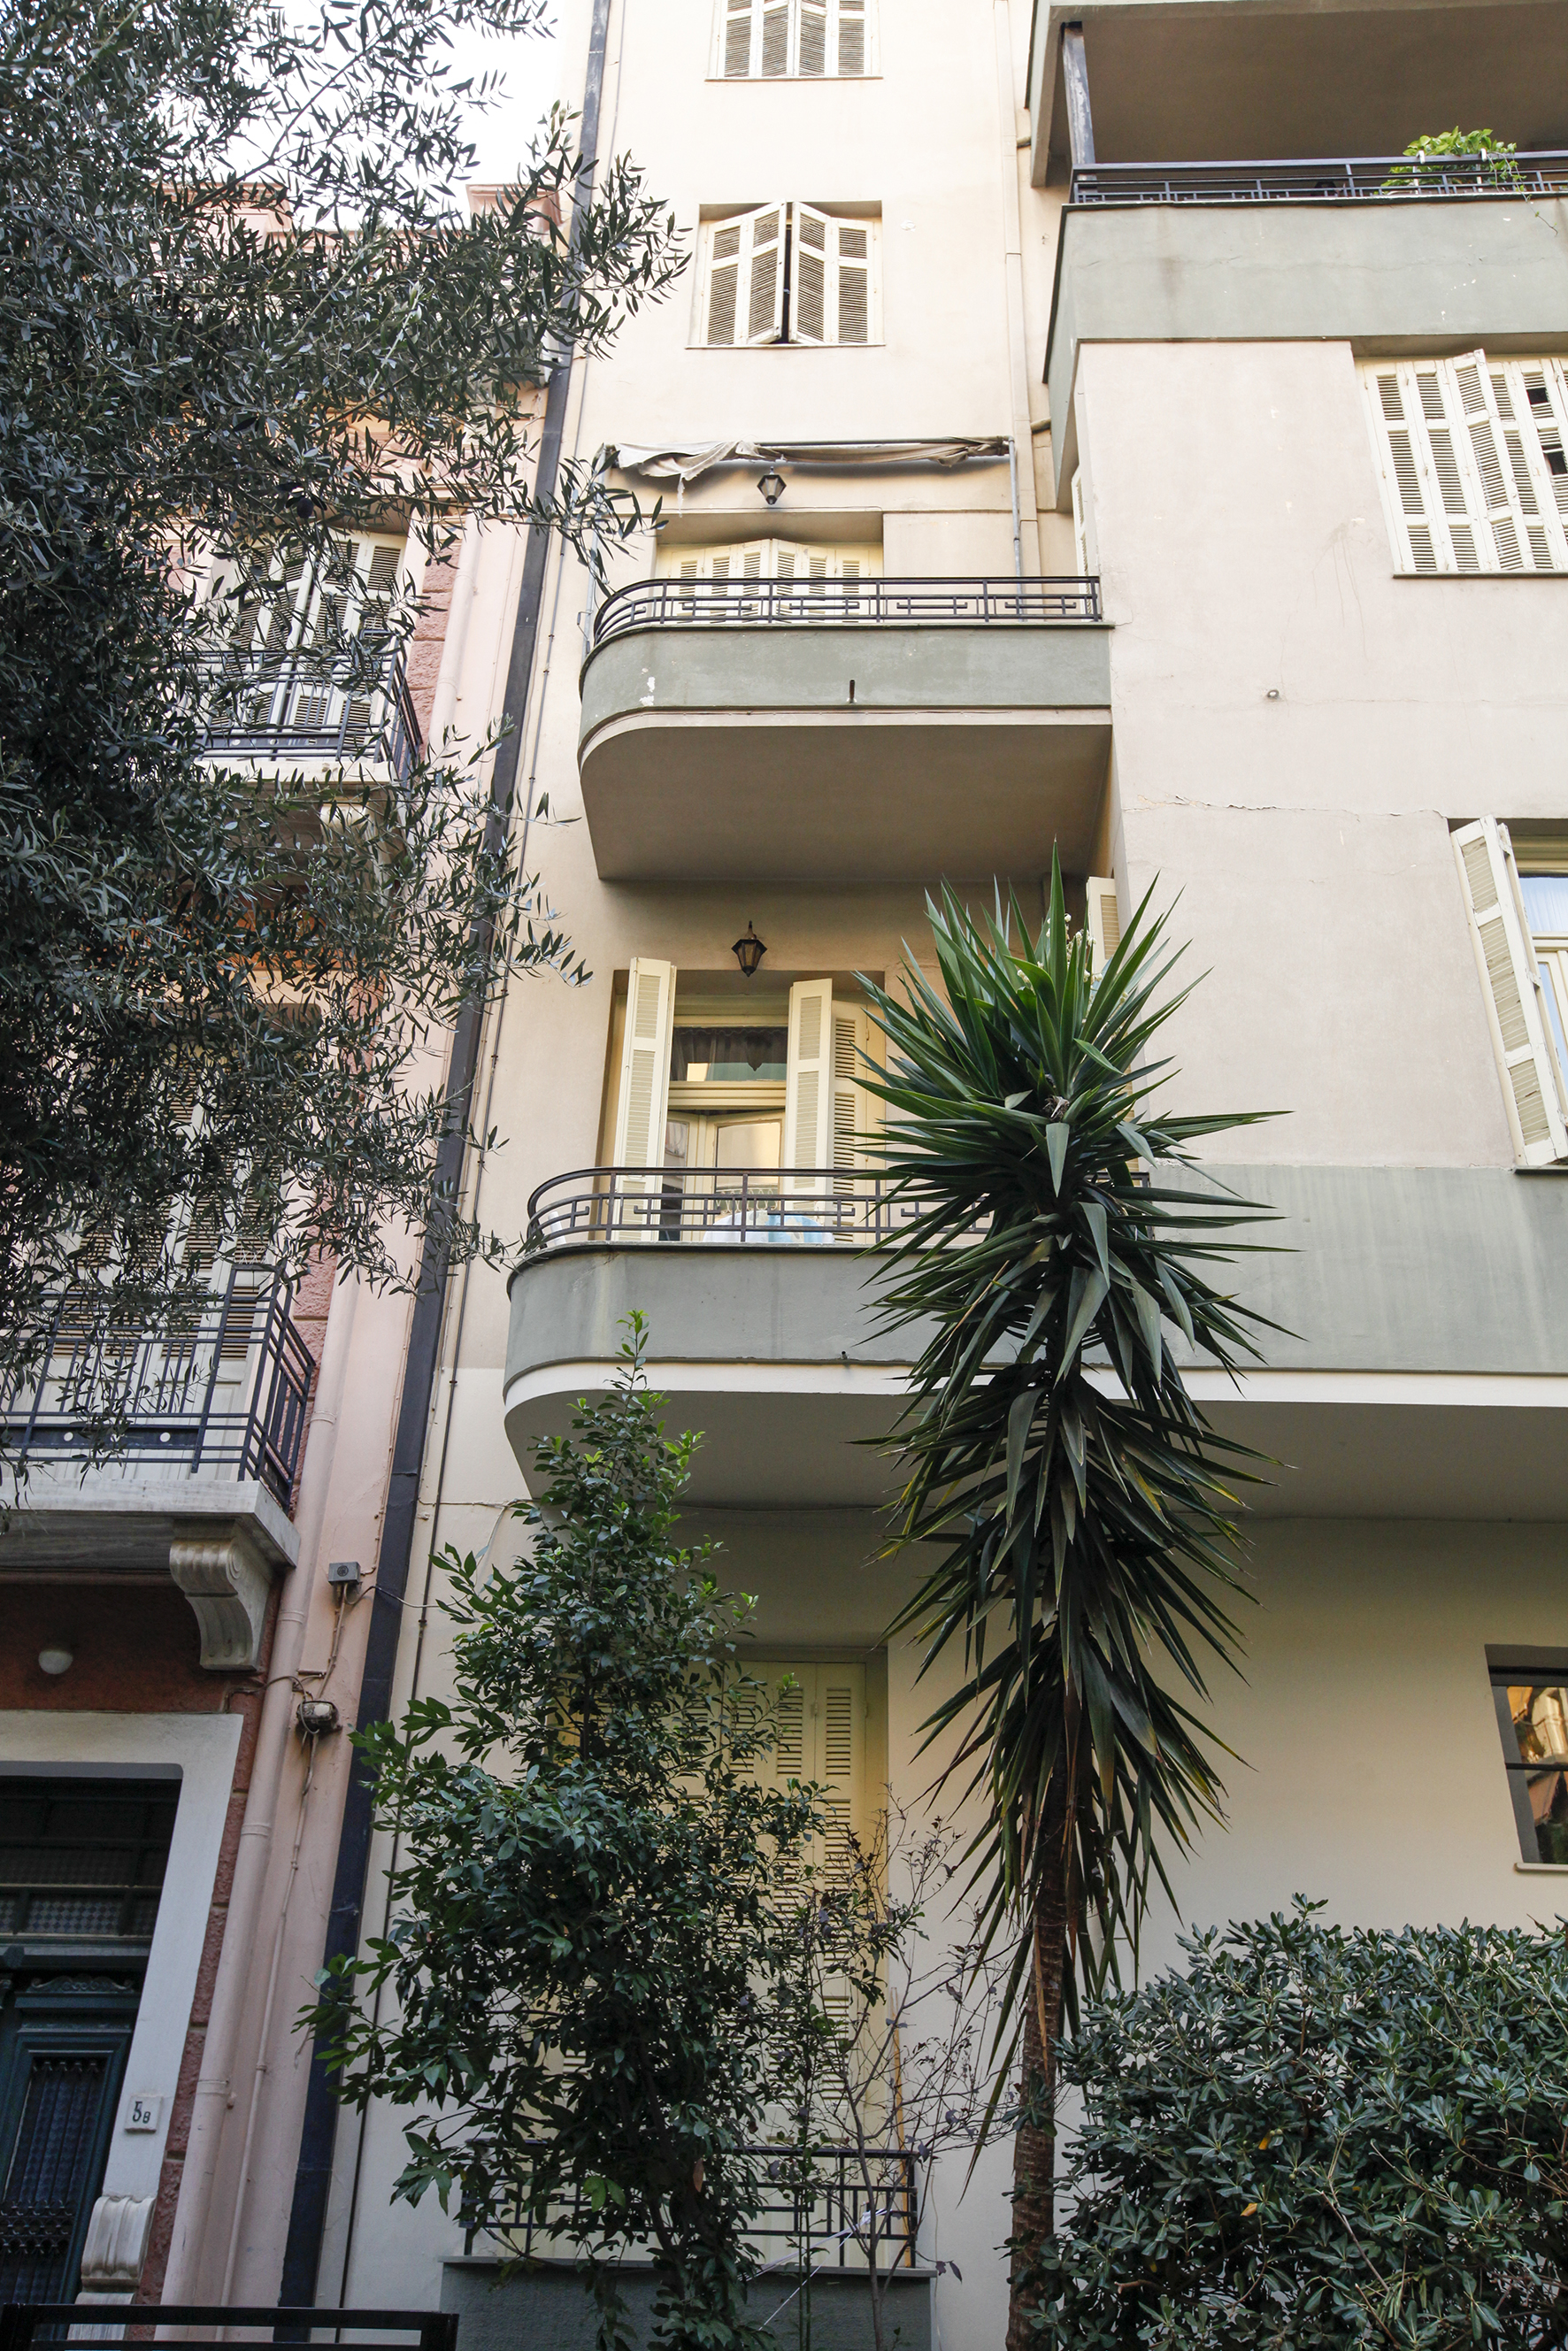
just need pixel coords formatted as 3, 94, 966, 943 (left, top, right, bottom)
250, 0, 1568, 2342
0, 479, 549, 2309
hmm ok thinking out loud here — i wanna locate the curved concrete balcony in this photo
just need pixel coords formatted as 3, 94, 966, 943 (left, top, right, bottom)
505, 1163, 1568, 1520
577, 577, 1112, 883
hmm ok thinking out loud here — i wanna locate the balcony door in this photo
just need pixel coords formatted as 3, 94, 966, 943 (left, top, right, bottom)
610, 965, 874, 1240
207, 534, 405, 751
0, 1779, 177, 2304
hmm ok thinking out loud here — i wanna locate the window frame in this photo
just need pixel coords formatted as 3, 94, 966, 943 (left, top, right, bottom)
1490, 1658, 1568, 1864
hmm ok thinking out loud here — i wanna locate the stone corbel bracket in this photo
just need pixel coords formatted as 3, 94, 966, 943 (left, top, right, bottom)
78, 2191, 156, 2299
169, 1525, 277, 1671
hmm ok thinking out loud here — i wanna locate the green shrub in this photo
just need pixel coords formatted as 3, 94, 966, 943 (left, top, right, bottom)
1026, 1904, 1568, 2347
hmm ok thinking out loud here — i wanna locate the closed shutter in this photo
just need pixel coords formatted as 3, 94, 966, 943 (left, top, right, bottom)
1453, 819, 1568, 1165
611, 962, 677, 1218
1365, 356, 1568, 575
790, 206, 874, 346
734, 1661, 868, 1882
703, 205, 786, 347
1086, 876, 1122, 980
719, 0, 785, 73
341, 541, 404, 741
783, 979, 834, 1175
834, 0, 868, 72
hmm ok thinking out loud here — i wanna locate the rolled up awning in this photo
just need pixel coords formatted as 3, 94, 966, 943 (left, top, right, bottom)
603, 436, 1011, 487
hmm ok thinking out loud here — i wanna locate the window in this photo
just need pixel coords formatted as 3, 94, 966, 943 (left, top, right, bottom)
1491, 1664, 1568, 1863
697, 205, 880, 347
1453, 819, 1568, 1164
204, 534, 407, 744
655, 536, 880, 618
1364, 352, 1568, 573
715, 0, 872, 78
609, 964, 877, 1238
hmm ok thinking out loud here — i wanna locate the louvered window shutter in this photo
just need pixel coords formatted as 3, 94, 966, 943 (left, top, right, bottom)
798, 0, 828, 71
704, 207, 786, 347
1491, 362, 1568, 569
834, 0, 868, 72
790, 207, 872, 345
1367, 356, 1568, 576
784, 979, 834, 1195
831, 1005, 872, 1178
721, 0, 757, 73
1452, 351, 1532, 572
1453, 820, 1568, 1165
1086, 877, 1122, 980
1071, 468, 1088, 574
611, 961, 677, 1215
732, 1663, 866, 1898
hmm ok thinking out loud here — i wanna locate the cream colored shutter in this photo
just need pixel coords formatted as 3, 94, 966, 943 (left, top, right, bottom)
815, 1663, 866, 1885
1494, 362, 1568, 570
760, 0, 790, 73
720, 0, 757, 73
831, 1004, 872, 1179
611, 961, 677, 1214
1086, 877, 1122, 980
1364, 363, 1488, 573
834, 0, 868, 72
1071, 468, 1088, 575
785, 982, 834, 1232
791, 207, 872, 345
703, 205, 784, 346
1453, 820, 1568, 1165
1451, 350, 1530, 572
798, 0, 827, 71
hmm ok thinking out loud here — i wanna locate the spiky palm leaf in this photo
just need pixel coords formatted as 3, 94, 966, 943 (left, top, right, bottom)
857, 859, 1280, 2332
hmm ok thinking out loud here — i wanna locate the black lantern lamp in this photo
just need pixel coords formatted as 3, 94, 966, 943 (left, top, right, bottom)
756, 467, 788, 507
732, 922, 767, 979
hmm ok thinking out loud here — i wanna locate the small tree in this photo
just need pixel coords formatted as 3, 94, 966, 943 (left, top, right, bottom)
772, 1803, 1009, 2351
858, 861, 1278, 2347
1027, 1904, 1568, 2348
307, 1322, 819, 2351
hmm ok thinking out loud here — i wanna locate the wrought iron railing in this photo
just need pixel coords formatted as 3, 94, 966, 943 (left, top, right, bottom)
473, 2144, 919, 2274
592, 573, 1101, 646
1069, 151, 1568, 205
201, 646, 420, 781
527, 1164, 952, 1252
2, 1271, 316, 1507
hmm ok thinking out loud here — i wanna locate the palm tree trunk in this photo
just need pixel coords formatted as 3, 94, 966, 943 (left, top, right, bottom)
1006, 1803, 1069, 2350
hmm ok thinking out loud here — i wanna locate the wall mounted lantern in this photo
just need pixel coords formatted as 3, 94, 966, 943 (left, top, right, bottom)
756, 468, 788, 506
732, 922, 767, 979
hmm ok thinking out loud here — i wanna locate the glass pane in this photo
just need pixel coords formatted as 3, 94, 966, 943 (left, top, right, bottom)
1508, 1682, 1568, 1763
1521, 873, 1568, 936
1538, 953, 1568, 1086
715, 1119, 782, 1171
1526, 1766, 1568, 1863
672, 1026, 788, 1081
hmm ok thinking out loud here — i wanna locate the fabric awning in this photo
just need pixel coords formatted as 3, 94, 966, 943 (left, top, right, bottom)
603, 437, 1011, 488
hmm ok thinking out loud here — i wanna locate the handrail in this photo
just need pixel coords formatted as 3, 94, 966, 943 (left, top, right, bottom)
524, 1164, 961, 1255
0, 2308, 457, 2351
592, 573, 1102, 647
1069, 150, 1568, 205
200, 644, 421, 782
0, 1272, 317, 1509
473, 2141, 919, 2274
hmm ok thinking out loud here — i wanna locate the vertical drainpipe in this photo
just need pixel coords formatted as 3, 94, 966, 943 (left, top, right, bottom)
276, 0, 615, 2304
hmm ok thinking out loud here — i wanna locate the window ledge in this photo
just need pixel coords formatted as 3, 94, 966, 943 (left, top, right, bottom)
1515, 1860, 1568, 1872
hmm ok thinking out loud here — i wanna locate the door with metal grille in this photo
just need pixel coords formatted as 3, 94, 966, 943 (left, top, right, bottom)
0, 1779, 177, 2303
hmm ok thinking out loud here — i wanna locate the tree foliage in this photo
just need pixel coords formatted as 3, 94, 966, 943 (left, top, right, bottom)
306, 1323, 820, 2351
0, 0, 682, 1413
857, 860, 1278, 2340
1027, 1905, 1568, 2349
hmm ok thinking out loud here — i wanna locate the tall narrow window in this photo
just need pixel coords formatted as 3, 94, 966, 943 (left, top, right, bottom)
1364, 354, 1568, 573
698, 206, 880, 347
716, 0, 872, 77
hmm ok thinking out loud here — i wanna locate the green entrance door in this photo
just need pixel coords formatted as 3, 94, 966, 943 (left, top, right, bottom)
0, 1779, 178, 2302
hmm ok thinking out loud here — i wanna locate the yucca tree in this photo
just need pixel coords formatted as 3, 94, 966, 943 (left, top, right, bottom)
858, 861, 1278, 2350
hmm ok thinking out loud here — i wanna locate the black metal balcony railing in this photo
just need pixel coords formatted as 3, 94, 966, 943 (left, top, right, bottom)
527, 1164, 952, 1253
592, 573, 1102, 647
1069, 151, 1568, 206
201, 646, 421, 782
2, 1270, 316, 1508
475, 2144, 919, 2274
0, 2308, 458, 2351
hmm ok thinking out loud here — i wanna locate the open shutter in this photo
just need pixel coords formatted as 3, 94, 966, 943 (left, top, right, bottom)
792, 207, 872, 345
1453, 820, 1568, 1165
1451, 351, 1531, 572
1071, 468, 1088, 575
1492, 363, 1568, 570
1086, 877, 1122, 980
831, 1003, 873, 1178
1365, 364, 1480, 573
834, 0, 868, 72
611, 962, 677, 1216
798, 0, 828, 70
784, 980, 834, 1224
720, 0, 757, 73
703, 206, 785, 347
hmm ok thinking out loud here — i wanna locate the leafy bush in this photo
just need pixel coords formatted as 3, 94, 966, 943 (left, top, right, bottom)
1026, 1905, 1568, 2348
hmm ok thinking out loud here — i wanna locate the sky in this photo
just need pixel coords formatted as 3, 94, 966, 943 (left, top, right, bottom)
445, 13, 565, 185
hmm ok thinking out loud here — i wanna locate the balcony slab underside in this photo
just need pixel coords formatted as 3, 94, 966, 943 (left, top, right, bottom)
578, 625, 1112, 881
1047, 197, 1568, 497
504, 1166, 1568, 1517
